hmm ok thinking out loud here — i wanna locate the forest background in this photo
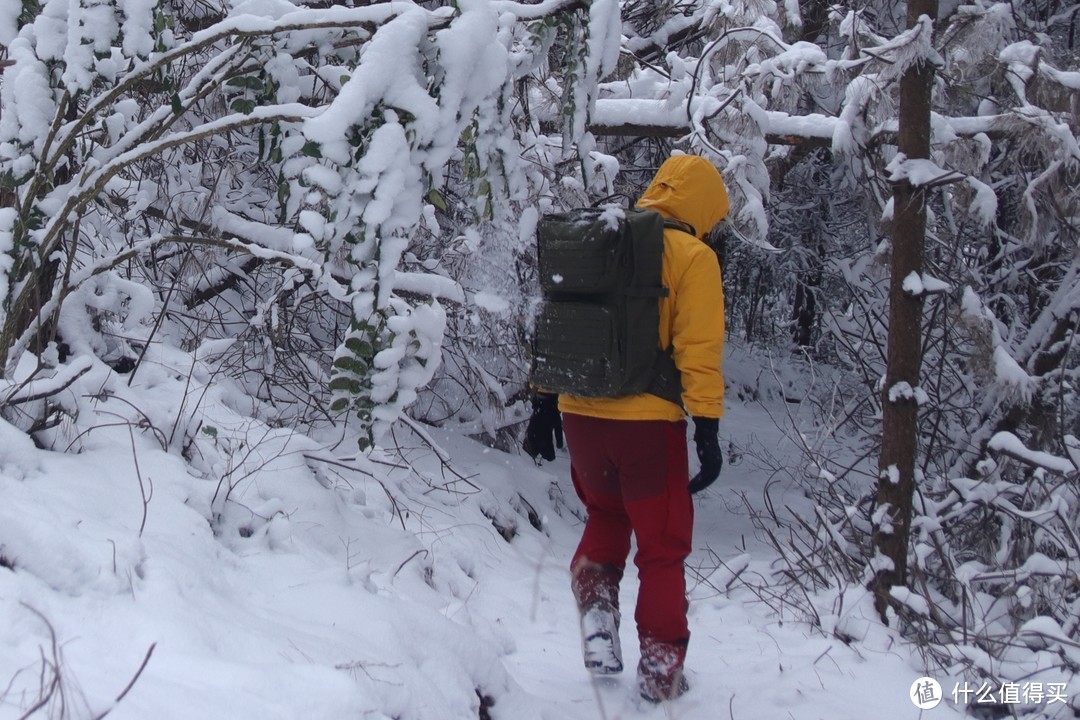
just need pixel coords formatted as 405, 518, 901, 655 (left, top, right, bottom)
0, 0, 1078, 717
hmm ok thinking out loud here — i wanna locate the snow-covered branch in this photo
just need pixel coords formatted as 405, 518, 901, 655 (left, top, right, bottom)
988, 431, 1078, 475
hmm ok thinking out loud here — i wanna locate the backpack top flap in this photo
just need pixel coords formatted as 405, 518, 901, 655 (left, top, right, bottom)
537, 208, 666, 296
537, 209, 626, 295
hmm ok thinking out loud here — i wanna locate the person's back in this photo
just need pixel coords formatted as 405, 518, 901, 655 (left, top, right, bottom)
524, 154, 729, 703
558, 154, 727, 422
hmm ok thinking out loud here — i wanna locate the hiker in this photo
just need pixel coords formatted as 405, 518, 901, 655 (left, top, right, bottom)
523, 154, 728, 702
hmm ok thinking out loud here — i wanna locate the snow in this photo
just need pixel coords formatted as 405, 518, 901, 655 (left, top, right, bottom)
303, 9, 437, 164
1046, 65, 1080, 90
993, 347, 1036, 402
592, 100, 839, 142
0, 0, 17, 45
764, 111, 836, 139
0, 347, 972, 720
395, 272, 466, 305
886, 154, 965, 187
0, 207, 14, 301
902, 272, 923, 296
0, 39, 57, 148
999, 41, 1040, 85
988, 432, 1077, 475
963, 175, 998, 226
213, 206, 299, 254
599, 203, 624, 230
119, 0, 156, 58
890, 586, 930, 616
1067, 436, 1080, 472
902, 272, 952, 297
885, 464, 901, 485
472, 290, 510, 314
427, 0, 508, 170
586, 0, 621, 81
592, 98, 684, 129
887, 381, 928, 406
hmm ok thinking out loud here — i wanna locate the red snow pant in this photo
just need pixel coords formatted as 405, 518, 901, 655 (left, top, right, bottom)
563, 413, 693, 645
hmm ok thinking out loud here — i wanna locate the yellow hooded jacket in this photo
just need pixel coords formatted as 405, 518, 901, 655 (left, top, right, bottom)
558, 155, 729, 421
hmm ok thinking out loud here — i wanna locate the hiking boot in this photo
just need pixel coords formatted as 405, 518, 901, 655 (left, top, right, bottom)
571, 562, 622, 609
580, 601, 623, 674
637, 637, 689, 702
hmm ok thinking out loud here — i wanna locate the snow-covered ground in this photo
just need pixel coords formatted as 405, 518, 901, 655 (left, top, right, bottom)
1, 345, 969, 719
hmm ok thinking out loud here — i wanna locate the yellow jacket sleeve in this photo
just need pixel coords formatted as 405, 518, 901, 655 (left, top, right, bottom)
669, 240, 725, 418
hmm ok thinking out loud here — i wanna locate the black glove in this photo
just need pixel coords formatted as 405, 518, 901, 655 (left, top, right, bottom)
522, 392, 563, 462
689, 416, 722, 494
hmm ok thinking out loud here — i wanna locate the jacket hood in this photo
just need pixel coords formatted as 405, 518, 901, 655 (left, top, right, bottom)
635, 155, 729, 238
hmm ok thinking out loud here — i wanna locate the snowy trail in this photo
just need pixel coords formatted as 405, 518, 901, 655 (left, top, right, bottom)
0, 357, 964, 720
425, 395, 960, 720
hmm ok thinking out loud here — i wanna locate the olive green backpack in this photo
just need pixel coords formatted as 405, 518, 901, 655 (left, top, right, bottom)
530, 207, 683, 404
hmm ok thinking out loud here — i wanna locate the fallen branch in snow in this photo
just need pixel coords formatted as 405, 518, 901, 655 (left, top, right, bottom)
688, 547, 751, 598
0, 356, 94, 408
90, 643, 157, 720
581, 102, 1024, 146
391, 549, 430, 580
15, 603, 65, 720
128, 425, 154, 537
72, 393, 170, 452
303, 453, 379, 479
552, 116, 833, 146
395, 416, 480, 495
304, 454, 408, 531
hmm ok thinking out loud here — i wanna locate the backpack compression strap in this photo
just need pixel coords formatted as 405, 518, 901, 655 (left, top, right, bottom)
641, 218, 698, 408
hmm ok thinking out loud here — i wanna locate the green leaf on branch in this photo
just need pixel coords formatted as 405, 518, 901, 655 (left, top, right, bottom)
332, 356, 370, 375
426, 188, 448, 212
344, 337, 374, 358
226, 76, 264, 91
328, 376, 363, 394
230, 99, 256, 115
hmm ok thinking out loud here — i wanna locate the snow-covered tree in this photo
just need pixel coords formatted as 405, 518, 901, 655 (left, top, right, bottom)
0, 0, 625, 447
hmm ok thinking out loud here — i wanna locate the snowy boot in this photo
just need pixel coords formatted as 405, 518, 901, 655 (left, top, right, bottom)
580, 600, 623, 674
637, 637, 689, 703
571, 561, 624, 674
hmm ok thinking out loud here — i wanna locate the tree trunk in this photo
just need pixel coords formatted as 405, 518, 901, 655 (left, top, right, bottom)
791, 281, 814, 348
870, 0, 939, 622
791, 219, 826, 351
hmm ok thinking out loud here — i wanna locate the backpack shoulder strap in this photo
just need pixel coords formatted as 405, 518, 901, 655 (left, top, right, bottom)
662, 218, 697, 238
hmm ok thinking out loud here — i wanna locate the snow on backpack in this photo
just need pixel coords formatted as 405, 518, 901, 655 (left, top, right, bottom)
529, 207, 684, 404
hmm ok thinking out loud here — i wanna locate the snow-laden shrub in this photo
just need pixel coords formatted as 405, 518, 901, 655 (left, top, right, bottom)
0, 0, 622, 450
